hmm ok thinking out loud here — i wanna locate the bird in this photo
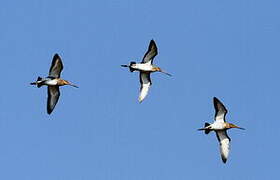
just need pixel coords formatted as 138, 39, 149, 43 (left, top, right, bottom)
30, 54, 78, 114
121, 40, 171, 102
198, 97, 245, 163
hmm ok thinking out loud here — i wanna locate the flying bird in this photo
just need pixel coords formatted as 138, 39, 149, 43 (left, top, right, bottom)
31, 54, 78, 114
121, 40, 171, 102
198, 97, 245, 163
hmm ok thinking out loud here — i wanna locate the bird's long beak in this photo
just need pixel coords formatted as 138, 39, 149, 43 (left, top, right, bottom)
231, 124, 245, 130
159, 69, 172, 76
69, 82, 79, 88
121, 65, 129, 67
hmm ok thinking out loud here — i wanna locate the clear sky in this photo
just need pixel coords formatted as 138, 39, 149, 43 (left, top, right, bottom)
0, 0, 279, 179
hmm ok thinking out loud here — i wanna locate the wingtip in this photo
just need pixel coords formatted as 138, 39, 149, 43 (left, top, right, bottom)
150, 39, 156, 45
213, 97, 223, 105
47, 108, 53, 115
53, 53, 61, 59
138, 96, 145, 103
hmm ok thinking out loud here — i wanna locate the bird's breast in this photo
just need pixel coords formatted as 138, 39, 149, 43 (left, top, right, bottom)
211, 122, 226, 130
44, 79, 58, 86
132, 63, 154, 72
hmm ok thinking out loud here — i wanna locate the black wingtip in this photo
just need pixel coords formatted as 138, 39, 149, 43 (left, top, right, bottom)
222, 157, 227, 163
47, 108, 53, 115
53, 53, 60, 59
150, 39, 156, 46
213, 97, 224, 104
213, 97, 222, 106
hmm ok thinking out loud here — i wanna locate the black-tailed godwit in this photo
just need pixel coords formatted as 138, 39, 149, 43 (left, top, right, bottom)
121, 40, 171, 102
198, 97, 245, 163
31, 54, 78, 114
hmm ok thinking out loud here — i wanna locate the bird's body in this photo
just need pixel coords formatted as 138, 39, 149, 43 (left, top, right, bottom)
33, 77, 73, 87
198, 97, 245, 163
121, 40, 171, 102
130, 63, 158, 72
207, 121, 227, 130
30, 54, 78, 114
44, 78, 59, 86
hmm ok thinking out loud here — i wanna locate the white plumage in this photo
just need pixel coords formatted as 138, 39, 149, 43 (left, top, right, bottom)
139, 72, 151, 102
216, 131, 231, 163
132, 63, 154, 72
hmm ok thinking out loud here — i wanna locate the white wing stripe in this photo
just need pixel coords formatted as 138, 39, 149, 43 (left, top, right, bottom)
139, 83, 150, 102
216, 131, 231, 163
139, 72, 151, 102
220, 137, 230, 163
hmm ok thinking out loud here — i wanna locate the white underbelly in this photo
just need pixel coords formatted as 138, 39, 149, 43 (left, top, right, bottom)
211, 122, 225, 130
133, 63, 153, 71
45, 79, 58, 86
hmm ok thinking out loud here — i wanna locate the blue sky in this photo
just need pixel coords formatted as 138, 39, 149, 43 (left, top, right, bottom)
0, 0, 279, 179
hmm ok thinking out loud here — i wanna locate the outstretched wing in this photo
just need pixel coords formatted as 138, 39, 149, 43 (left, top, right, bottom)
47, 86, 60, 114
216, 130, 231, 163
213, 97, 228, 122
141, 40, 158, 65
49, 54, 63, 78
139, 72, 152, 102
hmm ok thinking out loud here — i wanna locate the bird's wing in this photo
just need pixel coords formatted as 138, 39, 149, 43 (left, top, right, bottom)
216, 130, 231, 163
49, 54, 63, 78
47, 86, 60, 114
141, 40, 158, 65
139, 72, 152, 102
213, 97, 228, 122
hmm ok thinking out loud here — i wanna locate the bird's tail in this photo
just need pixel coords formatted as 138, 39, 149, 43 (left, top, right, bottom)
129, 62, 136, 72
30, 77, 44, 88
121, 62, 136, 72
198, 122, 211, 134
